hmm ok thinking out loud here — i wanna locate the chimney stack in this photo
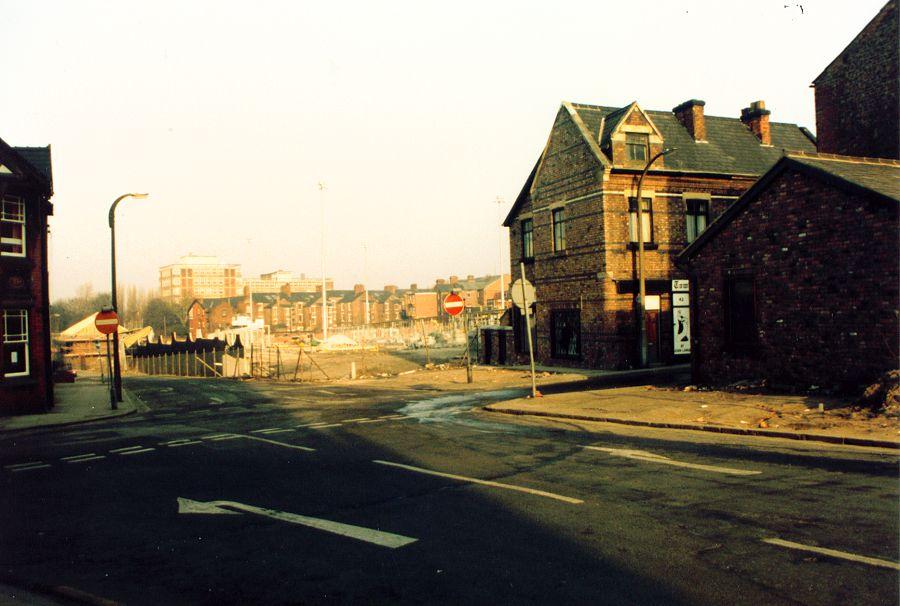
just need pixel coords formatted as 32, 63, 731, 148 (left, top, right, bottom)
384, 285, 397, 294
410, 283, 418, 291
449, 275, 459, 284
466, 274, 475, 281
353, 283, 365, 295
741, 100, 771, 145
672, 99, 706, 142
436, 279, 446, 285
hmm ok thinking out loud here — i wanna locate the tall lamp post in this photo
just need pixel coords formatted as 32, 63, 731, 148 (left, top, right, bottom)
635, 148, 675, 367
317, 181, 328, 343
109, 192, 149, 403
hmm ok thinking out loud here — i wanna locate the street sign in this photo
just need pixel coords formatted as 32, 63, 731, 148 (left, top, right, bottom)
94, 309, 119, 335
510, 278, 536, 309
442, 293, 465, 317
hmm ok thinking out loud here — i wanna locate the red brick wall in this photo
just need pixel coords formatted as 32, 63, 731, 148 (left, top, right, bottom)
815, 1, 899, 159
0, 188, 52, 413
686, 168, 899, 388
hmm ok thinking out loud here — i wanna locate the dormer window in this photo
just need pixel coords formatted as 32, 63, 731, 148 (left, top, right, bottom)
626, 133, 649, 162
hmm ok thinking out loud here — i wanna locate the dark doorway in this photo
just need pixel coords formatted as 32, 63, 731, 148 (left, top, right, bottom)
645, 310, 660, 364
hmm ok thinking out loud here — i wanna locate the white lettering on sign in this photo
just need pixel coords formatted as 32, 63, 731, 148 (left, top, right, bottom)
672, 279, 689, 292
673, 293, 689, 307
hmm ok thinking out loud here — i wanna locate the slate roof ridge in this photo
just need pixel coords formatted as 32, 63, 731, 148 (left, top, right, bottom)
785, 150, 900, 167
0, 139, 53, 193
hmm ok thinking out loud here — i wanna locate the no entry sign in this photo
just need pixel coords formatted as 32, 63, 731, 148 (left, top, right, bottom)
442, 293, 465, 317
94, 309, 119, 335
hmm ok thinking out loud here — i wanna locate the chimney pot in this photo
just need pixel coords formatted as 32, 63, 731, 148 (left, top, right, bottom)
672, 99, 706, 142
449, 275, 459, 284
740, 100, 771, 145
410, 283, 418, 291
354, 283, 365, 294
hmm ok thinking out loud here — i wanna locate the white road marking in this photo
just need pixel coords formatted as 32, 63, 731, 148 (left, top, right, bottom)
240, 435, 315, 451
309, 423, 342, 429
209, 397, 224, 403
297, 422, 330, 428
201, 433, 233, 439
357, 419, 386, 424
10, 463, 52, 472
251, 428, 283, 434
257, 428, 296, 435
5, 461, 46, 469
167, 440, 202, 447
110, 446, 146, 454
61, 453, 99, 461
583, 446, 762, 476
373, 460, 584, 504
67, 455, 106, 464
208, 435, 243, 441
342, 417, 370, 422
763, 538, 900, 570
378, 414, 405, 419
119, 448, 155, 456
177, 497, 416, 549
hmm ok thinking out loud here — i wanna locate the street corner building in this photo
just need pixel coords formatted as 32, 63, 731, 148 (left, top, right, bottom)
676, 153, 899, 389
502, 97, 816, 370
0, 137, 53, 414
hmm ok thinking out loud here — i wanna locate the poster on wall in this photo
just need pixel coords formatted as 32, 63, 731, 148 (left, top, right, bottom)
672, 279, 690, 355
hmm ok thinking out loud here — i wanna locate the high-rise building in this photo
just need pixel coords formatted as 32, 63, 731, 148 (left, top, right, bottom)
159, 254, 241, 301
243, 270, 332, 294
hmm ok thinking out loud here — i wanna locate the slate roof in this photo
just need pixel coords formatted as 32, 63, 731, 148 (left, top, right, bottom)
678, 152, 900, 261
433, 275, 501, 292
505, 101, 815, 226
13, 146, 53, 184
569, 103, 816, 175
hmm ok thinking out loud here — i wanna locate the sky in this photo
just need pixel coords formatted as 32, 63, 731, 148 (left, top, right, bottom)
1, 0, 888, 300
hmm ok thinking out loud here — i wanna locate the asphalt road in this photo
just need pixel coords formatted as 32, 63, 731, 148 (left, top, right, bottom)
1, 376, 897, 605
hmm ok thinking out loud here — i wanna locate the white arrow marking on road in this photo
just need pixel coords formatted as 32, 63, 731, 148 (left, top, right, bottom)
583, 446, 761, 476
177, 498, 417, 549
763, 538, 900, 570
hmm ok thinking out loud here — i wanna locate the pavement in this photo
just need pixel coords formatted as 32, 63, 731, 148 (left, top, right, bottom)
484, 381, 900, 449
0, 377, 145, 435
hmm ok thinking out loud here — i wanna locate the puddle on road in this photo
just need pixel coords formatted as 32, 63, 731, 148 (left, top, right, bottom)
398, 389, 529, 433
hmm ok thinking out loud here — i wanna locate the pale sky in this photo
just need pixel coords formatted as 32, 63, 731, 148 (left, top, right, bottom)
1, 0, 887, 300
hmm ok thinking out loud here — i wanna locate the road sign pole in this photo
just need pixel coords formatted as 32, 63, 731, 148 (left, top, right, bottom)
520, 263, 538, 398
106, 333, 116, 410
465, 308, 473, 384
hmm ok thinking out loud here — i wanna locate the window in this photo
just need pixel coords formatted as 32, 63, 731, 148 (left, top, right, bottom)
521, 218, 533, 260
724, 275, 756, 352
2, 309, 29, 377
551, 208, 566, 252
626, 133, 649, 162
550, 309, 581, 359
1, 196, 25, 257
685, 198, 709, 243
512, 306, 535, 355
628, 197, 653, 243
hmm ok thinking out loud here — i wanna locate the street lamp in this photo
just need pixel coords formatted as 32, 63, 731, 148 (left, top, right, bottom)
109, 192, 149, 404
317, 182, 328, 343
635, 148, 676, 367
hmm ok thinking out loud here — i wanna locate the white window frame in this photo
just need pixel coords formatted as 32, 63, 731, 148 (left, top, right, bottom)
1, 196, 26, 258
684, 193, 711, 243
628, 196, 654, 243
3, 309, 29, 377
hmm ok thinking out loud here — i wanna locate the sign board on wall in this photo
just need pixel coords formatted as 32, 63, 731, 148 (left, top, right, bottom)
672, 280, 690, 355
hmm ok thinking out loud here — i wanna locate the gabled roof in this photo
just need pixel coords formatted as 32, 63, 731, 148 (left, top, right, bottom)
0, 137, 53, 195
813, 0, 897, 85
504, 100, 816, 226
678, 152, 900, 261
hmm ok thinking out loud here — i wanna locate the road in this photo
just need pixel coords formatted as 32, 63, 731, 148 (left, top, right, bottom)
1, 376, 897, 605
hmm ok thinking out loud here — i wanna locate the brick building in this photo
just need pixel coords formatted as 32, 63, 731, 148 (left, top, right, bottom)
677, 153, 899, 388
0, 139, 53, 414
812, 0, 898, 160
503, 99, 816, 369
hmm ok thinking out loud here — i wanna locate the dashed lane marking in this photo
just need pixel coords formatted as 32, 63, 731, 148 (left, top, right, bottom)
5, 462, 51, 471
110, 446, 147, 454
67, 455, 106, 464
11, 464, 52, 472
378, 414, 406, 419
239, 435, 316, 451
373, 460, 584, 504
251, 428, 283, 434
583, 446, 762, 476
208, 435, 243, 441
201, 433, 233, 439
309, 423, 342, 429
118, 448, 155, 456
342, 418, 370, 423
356, 419, 386, 424
61, 453, 100, 462
763, 538, 900, 570
166, 440, 203, 447
256, 428, 296, 435
297, 422, 330, 428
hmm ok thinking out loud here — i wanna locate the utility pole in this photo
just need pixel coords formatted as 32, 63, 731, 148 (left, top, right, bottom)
363, 243, 369, 327
635, 148, 676, 367
496, 196, 506, 312
318, 181, 328, 343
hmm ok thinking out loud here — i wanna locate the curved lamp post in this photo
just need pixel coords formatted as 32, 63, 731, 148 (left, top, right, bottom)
635, 149, 675, 367
109, 192, 149, 405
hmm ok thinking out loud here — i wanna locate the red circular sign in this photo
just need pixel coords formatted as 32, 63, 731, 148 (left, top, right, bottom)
94, 309, 119, 335
442, 293, 465, 317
